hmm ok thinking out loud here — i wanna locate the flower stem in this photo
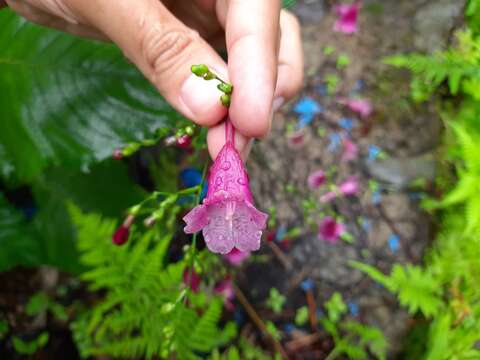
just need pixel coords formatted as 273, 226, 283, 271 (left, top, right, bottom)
225, 117, 235, 146
233, 283, 290, 359
191, 64, 233, 107
187, 163, 208, 297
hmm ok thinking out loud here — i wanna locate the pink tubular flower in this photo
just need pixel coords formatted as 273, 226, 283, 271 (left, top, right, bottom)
342, 138, 358, 161
224, 248, 250, 266
308, 170, 326, 190
318, 217, 345, 243
214, 278, 235, 311
334, 2, 360, 34
339, 177, 360, 196
183, 118, 268, 254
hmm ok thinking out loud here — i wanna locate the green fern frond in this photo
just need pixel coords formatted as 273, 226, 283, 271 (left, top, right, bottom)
70, 206, 231, 359
351, 262, 443, 317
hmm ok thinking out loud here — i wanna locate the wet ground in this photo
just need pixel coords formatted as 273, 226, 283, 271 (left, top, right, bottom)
242, 0, 463, 357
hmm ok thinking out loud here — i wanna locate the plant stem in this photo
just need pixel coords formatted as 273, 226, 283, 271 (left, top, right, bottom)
225, 117, 235, 146
187, 163, 208, 296
233, 283, 290, 360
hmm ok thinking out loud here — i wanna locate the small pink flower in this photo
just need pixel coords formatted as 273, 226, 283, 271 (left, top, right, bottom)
318, 217, 345, 243
339, 97, 372, 118
224, 248, 250, 266
320, 191, 337, 203
342, 138, 358, 161
183, 269, 201, 292
339, 177, 360, 196
112, 215, 134, 246
334, 2, 360, 34
183, 118, 268, 254
214, 278, 235, 311
308, 170, 326, 189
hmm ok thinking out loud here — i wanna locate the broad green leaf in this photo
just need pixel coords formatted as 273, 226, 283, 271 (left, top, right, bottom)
0, 10, 182, 182
0, 160, 144, 273
0, 192, 45, 271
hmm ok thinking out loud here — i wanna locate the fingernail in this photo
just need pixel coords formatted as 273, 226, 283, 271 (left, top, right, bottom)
180, 74, 222, 118
273, 97, 285, 112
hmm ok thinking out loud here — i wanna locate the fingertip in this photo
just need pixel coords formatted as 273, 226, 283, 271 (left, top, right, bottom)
229, 85, 273, 138
179, 73, 228, 126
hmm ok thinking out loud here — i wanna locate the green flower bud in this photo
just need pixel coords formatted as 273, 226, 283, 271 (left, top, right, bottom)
220, 94, 231, 107
191, 64, 209, 77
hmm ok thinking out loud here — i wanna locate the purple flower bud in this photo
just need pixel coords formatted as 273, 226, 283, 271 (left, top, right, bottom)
112, 149, 123, 160
112, 215, 134, 246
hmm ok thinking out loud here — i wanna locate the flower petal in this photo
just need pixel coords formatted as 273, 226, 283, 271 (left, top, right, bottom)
203, 202, 236, 254
234, 202, 266, 252
183, 204, 208, 233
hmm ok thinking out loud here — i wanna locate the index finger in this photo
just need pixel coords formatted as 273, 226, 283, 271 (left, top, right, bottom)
225, 0, 281, 138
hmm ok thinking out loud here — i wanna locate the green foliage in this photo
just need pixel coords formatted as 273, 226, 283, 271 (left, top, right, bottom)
70, 205, 234, 359
325, 292, 348, 323
295, 306, 309, 326
432, 122, 480, 233
0, 319, 9, 340
336, 54, 351, 69
210, 337, 277, 360
0, 192, 44, 270
321, 292, 388, 360
12, 332, 49, 355
282, 0, 297, 9
350, 262, 442, 318
0, 159, 146, 273
0, 9, 183, 183
26, 292, 68, 321
356, 12, 480, 356
265, 321, 282, 341
266, 288, 286, 314
385, 30, 480, 101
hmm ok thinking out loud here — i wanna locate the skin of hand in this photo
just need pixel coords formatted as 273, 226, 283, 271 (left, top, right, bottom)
3, 0, 303, 160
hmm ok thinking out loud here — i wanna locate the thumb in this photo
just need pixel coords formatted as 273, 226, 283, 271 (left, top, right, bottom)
64, 0, 228, 126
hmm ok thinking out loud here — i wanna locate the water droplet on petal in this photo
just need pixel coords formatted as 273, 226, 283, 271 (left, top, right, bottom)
215, 177, 223, 186
237, 177, 246, 185
222, 161, 231, 170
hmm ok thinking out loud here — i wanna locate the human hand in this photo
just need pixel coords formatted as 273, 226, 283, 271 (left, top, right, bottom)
4, 0, 303, 159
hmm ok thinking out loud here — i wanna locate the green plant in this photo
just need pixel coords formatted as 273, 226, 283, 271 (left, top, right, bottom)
295, 306, 309, 326
70, 203, 236, 359
266, 288, 286, 314
0, 9, 184, 273
354, 5, 480, 358
321, 292, 387, 360
26, 292, 68, 321
12, 332, 49, 355
0, 319, 8, 340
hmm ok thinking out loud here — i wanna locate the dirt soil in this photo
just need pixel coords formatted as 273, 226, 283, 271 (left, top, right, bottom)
241, 0, 464, 357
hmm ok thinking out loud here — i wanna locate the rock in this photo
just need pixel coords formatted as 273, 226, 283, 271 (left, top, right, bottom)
364, 154, 436, 190
293, 0, 326, 24
413, 0, 463, 53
